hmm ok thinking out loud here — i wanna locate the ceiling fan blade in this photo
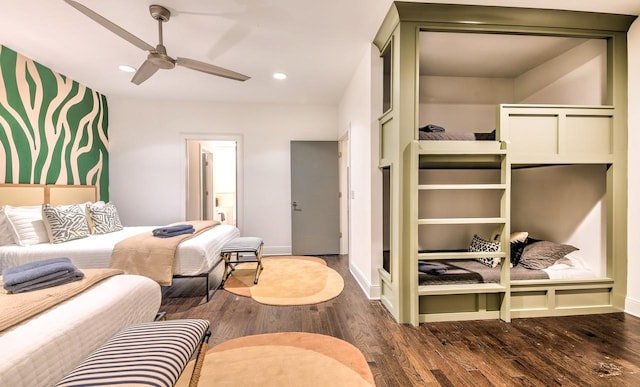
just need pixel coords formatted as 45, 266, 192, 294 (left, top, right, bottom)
131, 60, 159, 85
176, 57, 250, 81
64, 0, 155, 52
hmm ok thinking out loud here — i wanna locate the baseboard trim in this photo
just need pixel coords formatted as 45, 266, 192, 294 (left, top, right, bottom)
625, 296, 640, 318
262, 246, 292, 256
349, 262, 380, 300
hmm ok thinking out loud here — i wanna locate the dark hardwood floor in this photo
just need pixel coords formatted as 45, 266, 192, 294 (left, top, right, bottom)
161, 255, 640, 386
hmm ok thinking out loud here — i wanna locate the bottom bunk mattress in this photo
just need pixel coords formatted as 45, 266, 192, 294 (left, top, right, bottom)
0, 273, 161, 387
0, 224, 240, 276
419, 251, 596, 285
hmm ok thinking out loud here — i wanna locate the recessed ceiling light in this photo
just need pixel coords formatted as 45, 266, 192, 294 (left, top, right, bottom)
273, 72, 287, 80
118, 65, 136, 73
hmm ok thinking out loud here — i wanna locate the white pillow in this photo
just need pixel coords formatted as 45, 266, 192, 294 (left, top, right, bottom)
510, 231, 529, 242
3, 205, 50, 246
0, 208, 16, 245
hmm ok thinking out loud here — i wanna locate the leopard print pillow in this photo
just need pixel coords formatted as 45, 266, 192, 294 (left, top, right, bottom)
469, 234, 501, 268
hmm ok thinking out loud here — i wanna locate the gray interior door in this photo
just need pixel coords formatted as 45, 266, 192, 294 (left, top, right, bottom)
291, 141, 340, 255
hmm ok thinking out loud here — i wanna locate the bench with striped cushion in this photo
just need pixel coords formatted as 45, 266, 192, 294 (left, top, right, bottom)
56, 319, 210, 387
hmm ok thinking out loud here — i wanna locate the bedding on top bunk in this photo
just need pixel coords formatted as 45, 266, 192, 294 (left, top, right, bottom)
419, 123, 495, 141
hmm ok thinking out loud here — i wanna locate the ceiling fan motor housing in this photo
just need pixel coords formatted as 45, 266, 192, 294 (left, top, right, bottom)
149, 45, 175, 69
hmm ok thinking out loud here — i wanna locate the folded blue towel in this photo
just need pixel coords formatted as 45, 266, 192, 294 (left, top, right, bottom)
152, 224, 195, 238
152, 224, 195, 237
3, 257, 75, 286
418, 262, 448, 275
6, 271, 85, 293
153, 224, 194, 233
154, 229, 195, 238
2, 257, 84, 293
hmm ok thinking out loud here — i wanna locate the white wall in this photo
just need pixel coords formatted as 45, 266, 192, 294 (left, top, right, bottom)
419, 76, 514, 132
108, 98, 337, 255
515, 39, 607, 104
417, 39, 606, 133
626, 19, 640, 317
337, 44, 382, 298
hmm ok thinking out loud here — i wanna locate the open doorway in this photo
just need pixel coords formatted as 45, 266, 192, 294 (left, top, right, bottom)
186, 139, 239, 227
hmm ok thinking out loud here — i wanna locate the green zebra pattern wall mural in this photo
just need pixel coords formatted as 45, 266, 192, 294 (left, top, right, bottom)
0, 45, 109, 200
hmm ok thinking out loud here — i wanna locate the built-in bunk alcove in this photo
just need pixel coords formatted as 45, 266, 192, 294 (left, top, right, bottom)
511, 164, 607, 278
373, 1, 634, 325
418, 31, 608, 135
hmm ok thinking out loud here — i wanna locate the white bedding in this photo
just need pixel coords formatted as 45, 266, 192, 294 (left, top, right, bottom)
0, 224, 240, 276
0, 274, 161, 387
542, 250, 597, 280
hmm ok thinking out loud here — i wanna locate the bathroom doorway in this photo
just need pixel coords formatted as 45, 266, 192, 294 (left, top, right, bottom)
185, 138, 240, 227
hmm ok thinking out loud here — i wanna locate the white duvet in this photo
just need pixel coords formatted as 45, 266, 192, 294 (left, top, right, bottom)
0, 224, 240, 275
0, 274, 161, 387
542, 250, 597, 280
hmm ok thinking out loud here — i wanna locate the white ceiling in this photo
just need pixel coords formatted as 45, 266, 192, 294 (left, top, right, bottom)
1, 1, 638, 105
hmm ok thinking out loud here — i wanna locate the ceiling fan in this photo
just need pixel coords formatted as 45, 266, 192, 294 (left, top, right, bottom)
64, 0, 250, 85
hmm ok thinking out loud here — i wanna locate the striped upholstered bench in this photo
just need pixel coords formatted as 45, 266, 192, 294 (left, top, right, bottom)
56, 319, 210, 387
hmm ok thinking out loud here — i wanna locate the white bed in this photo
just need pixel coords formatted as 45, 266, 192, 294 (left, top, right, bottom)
0, 224, 240, 275
0, 274, 161, 387
0, 184, 241, 296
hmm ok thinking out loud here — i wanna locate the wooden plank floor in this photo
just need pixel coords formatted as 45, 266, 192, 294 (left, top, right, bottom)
161, 255, 640, 386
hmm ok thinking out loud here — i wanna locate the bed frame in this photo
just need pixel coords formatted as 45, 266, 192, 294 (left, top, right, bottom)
0, 184, 97, 207
374, 3, 633, 325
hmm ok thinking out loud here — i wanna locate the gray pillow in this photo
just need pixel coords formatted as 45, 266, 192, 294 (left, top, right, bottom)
519, 241, 578, 270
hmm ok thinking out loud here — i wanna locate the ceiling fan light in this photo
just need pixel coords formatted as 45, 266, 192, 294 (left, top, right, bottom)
119, 65, 136, 73
273, 72, 287, 80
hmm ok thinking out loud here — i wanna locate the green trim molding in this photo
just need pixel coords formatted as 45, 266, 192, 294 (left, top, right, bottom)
0, 45, 109, 200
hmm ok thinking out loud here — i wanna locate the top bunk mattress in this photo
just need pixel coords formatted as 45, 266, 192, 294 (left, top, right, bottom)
0, 224, 240, 275
419, 131, 496, 141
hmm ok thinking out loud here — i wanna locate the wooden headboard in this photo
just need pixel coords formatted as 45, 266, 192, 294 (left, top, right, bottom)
0, 184, 97, 207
